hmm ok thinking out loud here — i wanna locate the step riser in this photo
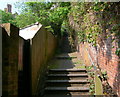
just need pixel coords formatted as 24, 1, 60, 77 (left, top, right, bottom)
49, 69, 86, 72
45, 90, 89, 94
46, 83, 89, 87
45, 87, 89, 91
49, 71, 87, 74
44, 91, 89, 95
48, 76, 88, 80
55, 57, 77, 60
48, 78, 88, 80
46, 80, 88, 83
48, 74, 88, 77
44, 94, 90, 97
46, 81, 89, 83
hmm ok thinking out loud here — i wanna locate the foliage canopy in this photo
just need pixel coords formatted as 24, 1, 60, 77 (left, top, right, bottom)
0, 10, 15, 24
14, 2, 70, 37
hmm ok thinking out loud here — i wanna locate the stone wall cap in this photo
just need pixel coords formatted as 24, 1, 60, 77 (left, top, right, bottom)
19, 22, 42, 40
0, 23, 11, 36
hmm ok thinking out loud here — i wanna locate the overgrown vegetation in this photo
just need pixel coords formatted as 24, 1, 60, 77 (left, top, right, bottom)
69, 2, 120, 55
1, 2, 120, 55
1, 2, 70, 38
14, 2, 70, 37
86, 66, 95, 95
0, 10, 16, 24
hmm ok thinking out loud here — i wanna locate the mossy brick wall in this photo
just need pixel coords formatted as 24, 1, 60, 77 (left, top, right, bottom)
2, 23, 19, 96
31, 26, 56, 95
78, 11, 120, 96
79, 40, 120, 96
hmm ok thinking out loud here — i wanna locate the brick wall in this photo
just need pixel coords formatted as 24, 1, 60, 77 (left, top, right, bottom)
68, 3, 120, 95
79, 38, 120, 96
2, 23, 19, 96
97, 38, 120, 96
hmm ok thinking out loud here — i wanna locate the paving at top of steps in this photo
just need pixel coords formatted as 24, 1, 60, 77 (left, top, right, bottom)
48, 52, 85, 70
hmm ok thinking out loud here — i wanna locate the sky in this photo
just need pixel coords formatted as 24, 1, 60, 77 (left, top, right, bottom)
0, 0, 19, 14
0, 0, 51, 14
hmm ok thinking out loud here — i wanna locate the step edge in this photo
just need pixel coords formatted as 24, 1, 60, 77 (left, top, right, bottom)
46, 80, 89, 83
45, 87, 90, 90
49, 69, 86, 71
48, 74, 88, 76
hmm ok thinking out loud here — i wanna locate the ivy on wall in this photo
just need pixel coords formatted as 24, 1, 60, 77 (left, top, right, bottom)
69, 2, 120, 56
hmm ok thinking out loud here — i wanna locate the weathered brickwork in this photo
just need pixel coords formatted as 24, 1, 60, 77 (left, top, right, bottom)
79, 39, 120, 96
2, 23, 19, 96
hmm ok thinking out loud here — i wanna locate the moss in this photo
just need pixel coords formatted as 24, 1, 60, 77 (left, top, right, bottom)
73, 59, 84, 64
48, 64, 58, 69
76, 65, 85, 69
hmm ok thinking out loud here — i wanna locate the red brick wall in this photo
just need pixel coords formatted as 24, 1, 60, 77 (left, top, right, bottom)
97, 39, 120, 96
79, 38, 120, 96
68, 3, 120, 96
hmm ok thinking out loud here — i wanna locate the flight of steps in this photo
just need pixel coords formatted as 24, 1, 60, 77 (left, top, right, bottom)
43, 69, 90, 97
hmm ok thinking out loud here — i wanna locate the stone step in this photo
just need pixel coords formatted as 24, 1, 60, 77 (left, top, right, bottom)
49, 72, 86, 74
43, 94, 90, 97
44, 90, 90, 95
48, 76, 88, 80
48, 74, 88, 77
45, 87, 89, 91
46, 83, 89, 87
46, 80, 89, 83
55, 56, 77, 60
49, 69, 86, 72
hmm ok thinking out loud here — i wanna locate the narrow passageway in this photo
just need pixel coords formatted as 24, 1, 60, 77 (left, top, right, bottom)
2, 2, 120, 97
43, 35, 90, 97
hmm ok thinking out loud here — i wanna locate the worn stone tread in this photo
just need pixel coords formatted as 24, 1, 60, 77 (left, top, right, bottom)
46, 80, 89, 83
49, 69, 86, 72
48, 74, 88, 77
55, 56, 77, 59
45, 87, 89, 91
43, 94, 90, 97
